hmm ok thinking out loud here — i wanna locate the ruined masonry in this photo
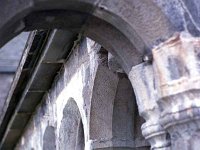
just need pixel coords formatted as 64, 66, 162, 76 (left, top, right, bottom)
1, 0, 200, 150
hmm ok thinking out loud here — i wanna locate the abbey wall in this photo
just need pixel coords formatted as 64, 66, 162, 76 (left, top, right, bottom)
2, 1, 200, 149
15, 38, 149, 150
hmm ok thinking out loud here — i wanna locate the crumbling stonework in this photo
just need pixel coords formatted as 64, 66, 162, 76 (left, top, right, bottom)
15, 38, 149, 150
2, 1, 200, 150
153, 33, 200, 150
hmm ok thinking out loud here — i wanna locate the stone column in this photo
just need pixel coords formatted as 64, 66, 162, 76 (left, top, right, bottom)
129, 63, 170, 150
152, 33, 200, 150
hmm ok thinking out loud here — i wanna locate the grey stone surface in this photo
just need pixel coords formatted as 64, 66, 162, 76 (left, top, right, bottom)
129, 64, 170, 150
0, 0, 185, 73
1, 1, 200, 150
59, 99, 84, 150
152, 33, 200, 150
108, 53, 124, 73
14, 38, 148, 150
43, 126, 56, 150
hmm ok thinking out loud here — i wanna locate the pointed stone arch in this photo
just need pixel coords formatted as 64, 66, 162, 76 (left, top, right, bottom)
43, 126, 56, 150
59, 98, 85, 150
0, 0, 175, 73
89, 65, 149, 149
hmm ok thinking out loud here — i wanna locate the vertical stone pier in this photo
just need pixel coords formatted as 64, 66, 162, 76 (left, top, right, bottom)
129, 63, 170, 150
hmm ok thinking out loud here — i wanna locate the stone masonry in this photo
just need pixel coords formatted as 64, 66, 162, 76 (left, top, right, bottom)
15, 38, 149, 150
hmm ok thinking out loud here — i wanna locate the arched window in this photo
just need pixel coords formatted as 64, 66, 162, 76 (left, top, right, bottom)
59, 99, 85, 150
89, 65, 150, 149
43, 126, 56, 150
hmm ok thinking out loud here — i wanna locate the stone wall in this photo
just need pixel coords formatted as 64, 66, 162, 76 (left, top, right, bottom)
15, 38, 149, 150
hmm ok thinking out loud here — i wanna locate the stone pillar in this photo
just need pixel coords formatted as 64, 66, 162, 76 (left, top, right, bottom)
152, 33, 200, 149
129, 63, 170, 150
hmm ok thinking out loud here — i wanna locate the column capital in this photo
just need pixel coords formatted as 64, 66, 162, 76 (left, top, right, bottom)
129, 63, 170, 150
152, 32, 200, 149
153, 33, 200, 127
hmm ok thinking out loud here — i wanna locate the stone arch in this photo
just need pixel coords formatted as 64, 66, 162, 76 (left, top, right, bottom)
89, 65, 149, 149
0, 0, 175, 73
43, 126, 56, 150
59, 98, 85, 150
111, 74, 149, 149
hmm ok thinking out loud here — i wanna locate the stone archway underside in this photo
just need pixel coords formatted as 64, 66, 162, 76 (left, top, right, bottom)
0, 0, 179, 73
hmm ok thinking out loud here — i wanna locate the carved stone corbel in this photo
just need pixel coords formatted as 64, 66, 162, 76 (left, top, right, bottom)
153, 33, 200, 150
129, 63, 170, 150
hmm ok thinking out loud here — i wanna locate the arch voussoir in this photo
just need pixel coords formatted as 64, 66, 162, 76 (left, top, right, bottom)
0, 0, 176, 72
